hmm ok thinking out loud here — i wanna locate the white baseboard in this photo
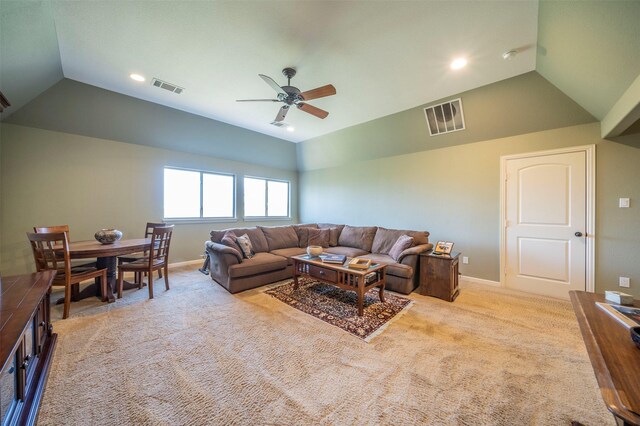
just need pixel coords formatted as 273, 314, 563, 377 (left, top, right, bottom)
460, 275, 502, 287
168, 259, 202, 269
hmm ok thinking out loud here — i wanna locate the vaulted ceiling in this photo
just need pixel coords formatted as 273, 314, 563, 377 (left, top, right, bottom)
1, 1, 639, 143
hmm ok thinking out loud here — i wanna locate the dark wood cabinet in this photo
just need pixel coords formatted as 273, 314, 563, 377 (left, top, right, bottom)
1, 271, 57, 426
418, 252, 460, 302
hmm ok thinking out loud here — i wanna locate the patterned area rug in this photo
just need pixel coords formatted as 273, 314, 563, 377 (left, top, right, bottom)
266, 277, 413, 341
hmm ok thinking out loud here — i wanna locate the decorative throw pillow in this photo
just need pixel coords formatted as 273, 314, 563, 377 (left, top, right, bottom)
295, 227, 311, 248
235, 233, 255, 259
308, 228, 330, 248
388, 235, 414, 261
220, 231, 238, 248
328, 227, 341, 247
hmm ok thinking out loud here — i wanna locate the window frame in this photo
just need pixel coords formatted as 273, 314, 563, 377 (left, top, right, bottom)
163, 166, 237, 222
243, 175, 291, 220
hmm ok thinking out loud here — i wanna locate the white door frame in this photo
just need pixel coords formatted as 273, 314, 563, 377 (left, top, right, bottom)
499, 145, 596, 293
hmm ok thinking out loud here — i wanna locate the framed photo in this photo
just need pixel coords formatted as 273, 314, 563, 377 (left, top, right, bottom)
433, 241, 454, 255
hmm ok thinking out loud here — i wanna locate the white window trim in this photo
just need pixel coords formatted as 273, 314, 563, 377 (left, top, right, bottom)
243, 176, 291, 220
163, 166, 237, 221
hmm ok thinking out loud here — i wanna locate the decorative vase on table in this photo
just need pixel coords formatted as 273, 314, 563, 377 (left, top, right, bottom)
94, 229, 123, 244
306, 245, 323, 257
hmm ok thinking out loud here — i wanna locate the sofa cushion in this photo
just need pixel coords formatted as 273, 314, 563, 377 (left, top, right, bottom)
236, 234, 255, 259
338, 225, 377, 251
228, 252, 289, 278
270, 247, 307, 258
389, 235, 414, 261
259, 226, 299, 251
328, 228, 341, 247
371, 227, 429, 254
211, 227, 269, 253
324, 246, 369, 257
220, 231, 238, 248
292, 224, 318, 248
358, 253, 414, 279
317, 224, 344, 246
308, 228, 330, 247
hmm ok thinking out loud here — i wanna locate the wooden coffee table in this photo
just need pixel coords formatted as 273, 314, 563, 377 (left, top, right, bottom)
292, 254, 387, 316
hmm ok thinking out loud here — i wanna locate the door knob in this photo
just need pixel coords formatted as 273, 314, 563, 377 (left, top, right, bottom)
575, 232, 583, 237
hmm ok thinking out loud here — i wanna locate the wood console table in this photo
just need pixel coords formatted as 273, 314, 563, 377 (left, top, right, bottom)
1, 271, 57, 426
570, 291, 640, 426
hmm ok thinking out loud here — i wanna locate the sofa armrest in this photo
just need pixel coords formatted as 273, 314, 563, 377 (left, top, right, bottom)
205, 241, 243, 263
398, 243, 433, 264
205, 241, 242, 286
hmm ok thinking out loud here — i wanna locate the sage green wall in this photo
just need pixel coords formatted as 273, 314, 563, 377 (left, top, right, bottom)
536, 0, 640, 120
7, 79, 297, 171
300, 122, 640, 297
297, 72, 595, 171
0, 124, 298, 276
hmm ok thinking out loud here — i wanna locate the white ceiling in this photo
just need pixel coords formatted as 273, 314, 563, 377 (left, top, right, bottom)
50, 0, 538, 143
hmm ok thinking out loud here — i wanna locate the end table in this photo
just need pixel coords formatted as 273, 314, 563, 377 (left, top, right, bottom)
418, 251, 460, 302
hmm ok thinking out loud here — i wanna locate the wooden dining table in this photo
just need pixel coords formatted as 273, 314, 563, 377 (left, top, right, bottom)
65, 238, 151, 303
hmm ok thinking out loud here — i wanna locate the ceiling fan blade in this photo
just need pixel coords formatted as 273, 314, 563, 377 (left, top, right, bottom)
299, 84, 336, 101
297, 103, 329, 119
236, 99, 280, 102
275, 105, 289, 122
259, 74, 286, 95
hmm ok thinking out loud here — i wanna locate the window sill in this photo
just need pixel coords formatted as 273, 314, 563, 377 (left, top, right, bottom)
243, 217, 292, 222
163, 218, 239, 225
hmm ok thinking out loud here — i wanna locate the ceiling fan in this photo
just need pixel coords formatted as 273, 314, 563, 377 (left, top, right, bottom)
236, 67, 336, 123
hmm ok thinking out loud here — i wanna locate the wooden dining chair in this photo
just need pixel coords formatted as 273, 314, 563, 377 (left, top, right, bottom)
34, 225, 97, 266
117, 225, 174, 300
118, 222, 167, 283
27, 232, 108, 319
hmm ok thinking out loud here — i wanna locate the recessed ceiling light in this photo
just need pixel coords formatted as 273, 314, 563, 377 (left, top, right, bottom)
287, 126, 295, 132
130, 73, 145, 82
450, 58, 467, 70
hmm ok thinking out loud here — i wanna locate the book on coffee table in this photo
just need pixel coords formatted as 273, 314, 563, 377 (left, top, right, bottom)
596, 302, 640, 328
318, 254, 346, 264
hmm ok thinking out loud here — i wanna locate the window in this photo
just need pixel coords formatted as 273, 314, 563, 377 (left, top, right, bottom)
244, 177, 290, 218
164, 168, 235, 219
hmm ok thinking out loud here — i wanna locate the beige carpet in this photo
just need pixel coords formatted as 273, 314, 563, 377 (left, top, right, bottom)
38, 266, 613, 425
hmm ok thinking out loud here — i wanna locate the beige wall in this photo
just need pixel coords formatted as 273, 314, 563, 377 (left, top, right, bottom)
0, 124, 298, 276
299, 122, 640, 297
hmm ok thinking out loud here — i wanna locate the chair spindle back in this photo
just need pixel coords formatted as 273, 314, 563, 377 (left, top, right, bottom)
27, 232, 71, 277
148, 225, 174, 267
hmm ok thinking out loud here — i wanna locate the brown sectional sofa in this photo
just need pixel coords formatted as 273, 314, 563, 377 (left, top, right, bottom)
205, 224, 433, 295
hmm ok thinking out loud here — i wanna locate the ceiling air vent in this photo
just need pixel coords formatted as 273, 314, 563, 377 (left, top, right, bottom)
424, 98, 465, 136
151, 78, 184, 94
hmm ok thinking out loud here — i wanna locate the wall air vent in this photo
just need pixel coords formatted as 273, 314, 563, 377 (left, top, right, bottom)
424, 98, 465, 136
151, 78, 184, 94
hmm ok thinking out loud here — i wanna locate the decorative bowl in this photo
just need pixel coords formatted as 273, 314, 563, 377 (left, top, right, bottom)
306, 245, 323, 257
631, 327, 640, 350
94, 229, 123, 245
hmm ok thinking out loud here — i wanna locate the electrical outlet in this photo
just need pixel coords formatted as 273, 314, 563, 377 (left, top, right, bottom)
462, 256, 469, 264
619, 198, 630, 208
619, 276, 630, 288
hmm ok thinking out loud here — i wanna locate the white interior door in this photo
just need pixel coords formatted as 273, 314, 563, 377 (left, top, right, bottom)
504, 151, 587, 299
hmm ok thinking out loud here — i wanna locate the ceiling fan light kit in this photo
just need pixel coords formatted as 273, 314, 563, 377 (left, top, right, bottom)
237, 67, 336, 124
